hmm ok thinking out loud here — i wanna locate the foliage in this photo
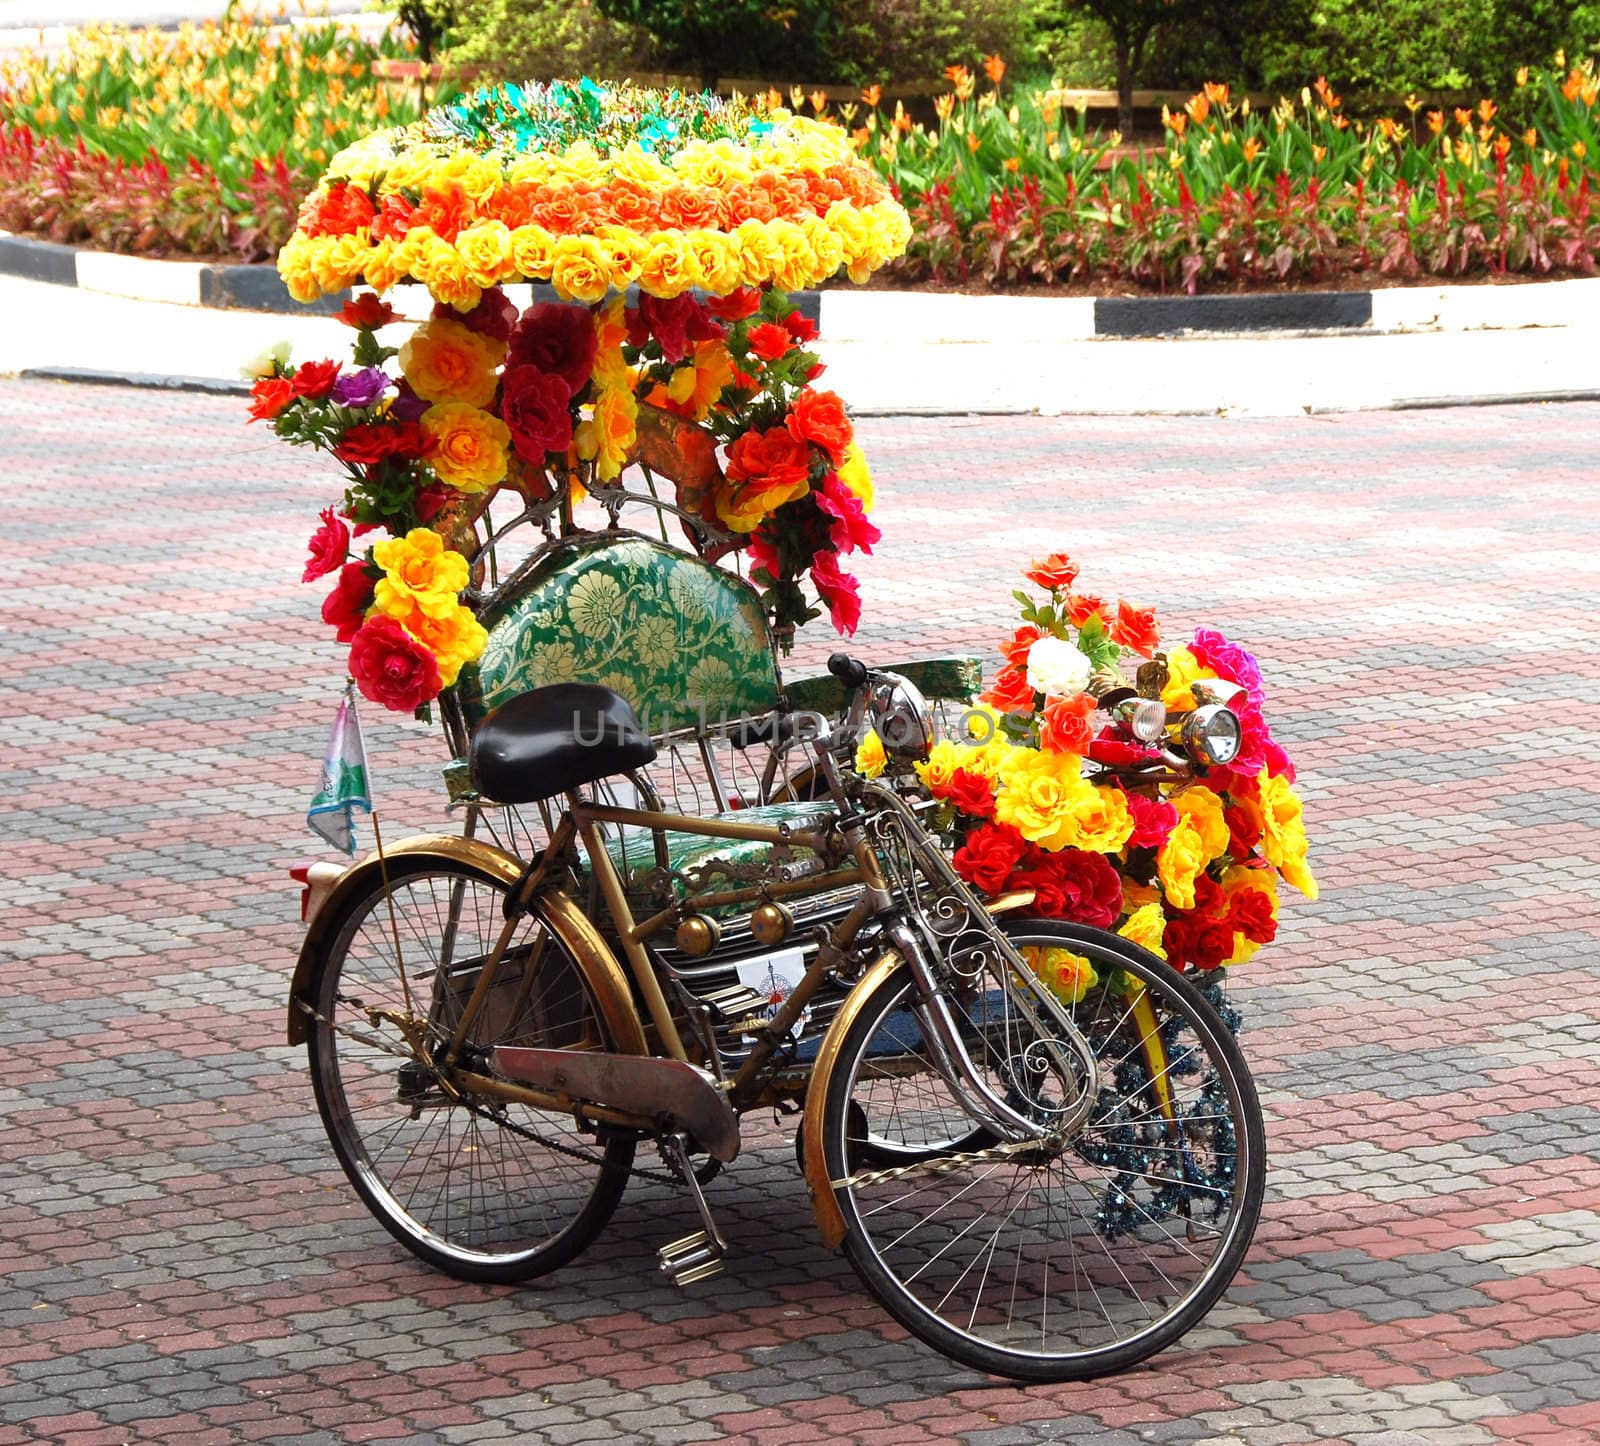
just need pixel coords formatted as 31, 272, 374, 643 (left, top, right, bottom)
829, 0, 1045, 87
444, 0, 659, 84
848, 58, 1600, 290
0, 17, 421, 258
593, 0, 837, 86
377, 0, 459, 63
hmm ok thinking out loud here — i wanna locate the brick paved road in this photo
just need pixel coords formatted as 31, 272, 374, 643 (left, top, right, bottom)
4, 377, 1600, 1445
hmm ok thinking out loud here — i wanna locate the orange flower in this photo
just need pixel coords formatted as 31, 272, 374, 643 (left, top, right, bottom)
967, 132, 980, 153
1186, 92, 1210, 124
980, 663, 1035, 713
1063, 592, 1105, 628
1109, 599, 1160, 658
1165, 108, 1188, 138
861, 83, 882, 107
339, 291, 398, 330
1478, 98, 1497, 123
1312, 76, 1340, 110
944, 63, 969, 85
786, 387, 854, 463
1241, 137, 1260, 162
248, 376, 294, 421
1427, 109, 1445, 134
1024, 552, 1079, 592
1040, 693, 1096, 755
983, 53, 1006, 87
1203, 81, 1229, 106
1454, 106, 1472, 129
1524, 126, 1539, 147
810, 89, 828, 114
1003, 156, 1021, 172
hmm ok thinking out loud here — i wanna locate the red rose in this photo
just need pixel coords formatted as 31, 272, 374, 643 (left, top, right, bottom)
980, 663, 1035, 713
1024, 551, 1079, 592
635, 293, 721, 364
248, 376, 294, 421
706, 286, 761, 321
416, 482, 455, 524
348, 614, 442, 713
1040, 693, 1096, 755
1016, 847, 1122, 928
809, 549, 861, 637
501, 364, 574, 461
1192, 919, 1237, 970
1162, 915, 1196, 968
340, 291, 399, 330
1109, 598, 1161, 657
933, 767, 996, 819
785, 387, 853, 464
439, 285, 518, 343
952, 822, 1027, 895
725, 426, 812, 490
321, 561, 375, 642
1124, 789, 1179, 848
508, 302, 598, 392
1228, 884, 1278, 945
805, 359, 827, 382
1064, 592, 1106, 628
1000, 624, 1043, 669
814, 475, 879, 555
334, 421, 425, 467
784, 308, 820, 344
303, 506, 349, 582
291, 359, 341, 400
1191, 872, 1224, 917
747, 322, 792, 362
1225, 802, 1263, 857
745, 530, 780, 584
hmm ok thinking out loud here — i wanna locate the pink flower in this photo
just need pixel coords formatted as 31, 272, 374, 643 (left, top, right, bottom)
303, 506, 349, 582
1123, 790, 1179, 849
1190, 626, 1265, 707
809, 549, 862, 636
814, 475, 880, 555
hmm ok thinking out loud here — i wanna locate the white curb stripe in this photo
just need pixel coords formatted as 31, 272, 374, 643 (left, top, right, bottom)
73, 249, 204, 306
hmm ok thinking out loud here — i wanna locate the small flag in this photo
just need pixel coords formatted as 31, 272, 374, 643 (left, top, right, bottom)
308, 683, 371, 855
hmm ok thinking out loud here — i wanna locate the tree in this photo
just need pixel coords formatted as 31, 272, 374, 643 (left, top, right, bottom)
1061, 0, 1193, 136
593, 0, 837, 87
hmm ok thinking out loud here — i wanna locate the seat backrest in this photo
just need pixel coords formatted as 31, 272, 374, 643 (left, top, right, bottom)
452, 532, 782, 735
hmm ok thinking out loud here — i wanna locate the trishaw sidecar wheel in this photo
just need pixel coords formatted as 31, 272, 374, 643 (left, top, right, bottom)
819, 923, 1264, 1382
305, 855, 636, 1284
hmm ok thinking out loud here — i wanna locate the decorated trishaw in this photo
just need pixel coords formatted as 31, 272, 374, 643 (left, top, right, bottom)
253, 79, 1316, 1381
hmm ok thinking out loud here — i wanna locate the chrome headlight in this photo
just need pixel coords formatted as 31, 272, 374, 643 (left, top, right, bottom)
1182, 704, 1242, 766
869, 672, 934, 761
1113, 696, 1168, 742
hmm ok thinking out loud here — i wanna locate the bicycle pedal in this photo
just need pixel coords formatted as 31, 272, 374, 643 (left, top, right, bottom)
658, 1229, 726, 1285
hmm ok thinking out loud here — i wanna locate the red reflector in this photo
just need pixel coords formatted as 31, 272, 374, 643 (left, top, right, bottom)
290, 864, 311, 920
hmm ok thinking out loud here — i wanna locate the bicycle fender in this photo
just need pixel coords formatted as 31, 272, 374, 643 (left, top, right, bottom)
285, 835, 648, 1061
799, 951, 907, 1252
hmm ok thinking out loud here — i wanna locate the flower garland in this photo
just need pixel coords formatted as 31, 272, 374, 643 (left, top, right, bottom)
860, 550, 1316, 1004
253, 82, 906, 715
277, 79, 911, 311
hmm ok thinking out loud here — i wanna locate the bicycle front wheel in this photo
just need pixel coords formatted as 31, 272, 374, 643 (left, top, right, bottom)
819, 922, 1264, 1381
305, 855, 636, 1283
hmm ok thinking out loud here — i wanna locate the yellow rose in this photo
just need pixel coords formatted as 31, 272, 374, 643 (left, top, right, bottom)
1220, 864, 1279, 965
382, 145, 439, 196
638, 230, 698, 298
1118, 901, 1168, 959
766, 218, 818, 293
1258, 772, 1318, 899
455, 220, 516, 287
592, 223, 648, 289
1161, 646, 1208, 711
994, 747, 1097, 851
591, 295, 632, 387
510, 224, 558, 280
422, 238, 482, 311
554, 140, 604, 184
550, 236, 613, 303
1156, 816, 1211, 911
671, 138, 753, 190
914, 739, 972, 794
362, 237, 404, 293
731, 218, 783, 286
1173, 786, 1229, 860
825, 199, 871, 267
836, 441, 875, 511
420, 402, 510, 493
576, 386, 637, 482
612, 140, 670, 189
277, 233, 319, 302
372, 528, 470, 620
507, 153, 555, 187
800, 213, 847, 281
401, 599, 488, 687
1064, 783, 1135, 854
685, 230, 744, 296
714, 472, 811, 533
665, 339, 733, 420
392, 223, 438, 286
855, 728, 887, 779
434, 150, 504, 205
399, 318, 503, 408
1023, 946, 1100, 1005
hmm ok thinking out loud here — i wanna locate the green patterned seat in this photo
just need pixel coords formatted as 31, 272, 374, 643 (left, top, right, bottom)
453, 531, 781, 735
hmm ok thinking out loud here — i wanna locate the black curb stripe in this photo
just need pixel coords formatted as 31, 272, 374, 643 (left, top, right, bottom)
0, 234, 78, 286
1095, 291, 1371, 336
199, 265, 348, 315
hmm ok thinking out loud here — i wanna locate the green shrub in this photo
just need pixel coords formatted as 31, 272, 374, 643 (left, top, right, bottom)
830, 0, 1048, 85
445, 0, 660, 84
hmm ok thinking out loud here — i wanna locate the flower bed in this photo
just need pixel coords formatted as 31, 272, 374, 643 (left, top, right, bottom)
844, 57, 1600, 292
0, 19, 422, 259
255, 80, 909, 711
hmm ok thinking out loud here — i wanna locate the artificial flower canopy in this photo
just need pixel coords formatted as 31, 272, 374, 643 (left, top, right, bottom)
279, 78, 912, 308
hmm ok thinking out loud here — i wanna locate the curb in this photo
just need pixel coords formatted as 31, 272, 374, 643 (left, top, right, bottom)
4, 227, 1600, 337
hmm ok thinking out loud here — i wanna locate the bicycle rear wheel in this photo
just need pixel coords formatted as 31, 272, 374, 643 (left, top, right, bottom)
305, 855, 636, 1283
819, 922, 1263, 1381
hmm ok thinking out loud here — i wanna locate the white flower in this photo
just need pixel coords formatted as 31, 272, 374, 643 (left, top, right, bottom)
1025, 635, 1092, 699
240, 339, 292, 380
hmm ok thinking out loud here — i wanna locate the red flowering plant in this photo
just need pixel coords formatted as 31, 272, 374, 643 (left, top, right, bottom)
872, 549, 1318, 1002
